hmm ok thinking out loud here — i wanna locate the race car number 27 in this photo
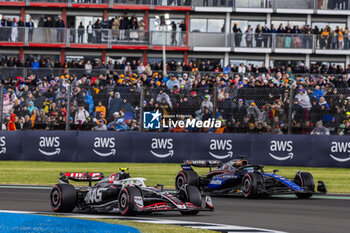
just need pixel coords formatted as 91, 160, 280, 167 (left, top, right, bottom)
85, 188, 107, 204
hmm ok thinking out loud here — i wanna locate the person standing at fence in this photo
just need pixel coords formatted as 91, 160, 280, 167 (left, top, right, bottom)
94, 19, 102, 43
129, 17, 139, 41
276, 24, 284, 48
119, 16, 128, 40
17, 18, 25, 42
232, 23, 239, 47
170, 21, 177, 46
338, 27, 344, 49
0, 16, 5, 41
11, 18, 18, 42
101, 17, 109, 42
330, 28, 339, 49
86, 21, 93, 43
344, 26, 350, 49
138, 19, 145, 41
303, 24, 312, 48
55, 16, 65, 43
262, 24, 270, 48
320, 26, 329, 49
111, 17, 120, 41
78, 22, 84, 43
255, 25, 263, 48
26, 18, 35, 42
179, 20, 186, 46
245, 25, 253, 47
44, 17, 54, 43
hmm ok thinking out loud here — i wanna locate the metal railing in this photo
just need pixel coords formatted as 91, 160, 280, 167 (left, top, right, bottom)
3, 27, 349, 51
151, 31, 187, 46
0, 0, 349, 9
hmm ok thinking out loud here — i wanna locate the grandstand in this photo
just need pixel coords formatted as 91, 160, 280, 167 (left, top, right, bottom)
0, 0, 350, 134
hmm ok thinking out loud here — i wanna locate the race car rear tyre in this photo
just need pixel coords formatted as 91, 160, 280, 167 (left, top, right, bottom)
50, 184, 77, 212
294, 172, 314, 199
118, 186, 142, 216
175, 170, 199, 192
241, 172, 264, 199
180, 185, 201, 216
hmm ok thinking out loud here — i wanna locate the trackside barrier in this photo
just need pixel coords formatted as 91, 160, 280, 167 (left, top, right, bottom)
0, 131, 350, 168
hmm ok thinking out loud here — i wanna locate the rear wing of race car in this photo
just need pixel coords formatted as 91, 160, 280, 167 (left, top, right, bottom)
59, 172, 104, 186
182, 160, 222, 171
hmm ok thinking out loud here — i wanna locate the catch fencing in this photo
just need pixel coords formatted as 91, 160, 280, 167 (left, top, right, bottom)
1, 80, 349, 134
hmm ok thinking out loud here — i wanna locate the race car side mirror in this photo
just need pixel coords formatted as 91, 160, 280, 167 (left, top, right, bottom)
273, 169, 279, 174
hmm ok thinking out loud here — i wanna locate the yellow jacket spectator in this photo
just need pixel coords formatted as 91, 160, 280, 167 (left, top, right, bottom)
95, 101, 106, 117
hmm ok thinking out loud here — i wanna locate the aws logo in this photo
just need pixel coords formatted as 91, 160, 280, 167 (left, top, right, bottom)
38, 137, 60, 156
150, 138, 173, 158
0, 136, 6, 155
330, 142, 350, 162
269, 140, 294, 161
93, 137, 116, 157
209, 139, 233, 159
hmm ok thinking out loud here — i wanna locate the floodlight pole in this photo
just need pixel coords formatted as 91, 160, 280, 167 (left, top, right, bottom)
162, 25, 167, 77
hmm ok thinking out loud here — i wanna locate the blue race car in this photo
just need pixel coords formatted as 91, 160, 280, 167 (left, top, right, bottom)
175, 159, 327, 199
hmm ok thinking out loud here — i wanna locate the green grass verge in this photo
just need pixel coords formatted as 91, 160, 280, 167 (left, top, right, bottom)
0, 161, 349, 193
94, 219, 215, 233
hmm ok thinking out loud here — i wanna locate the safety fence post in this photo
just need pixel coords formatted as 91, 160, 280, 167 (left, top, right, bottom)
65, 84, 71, 131
288, 84, 294, 134
0, 86, 4, 129
139, 86, 145, 132
213, 84, 218, 133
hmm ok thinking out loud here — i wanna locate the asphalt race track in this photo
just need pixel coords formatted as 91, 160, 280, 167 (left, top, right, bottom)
0, 185, 350, 233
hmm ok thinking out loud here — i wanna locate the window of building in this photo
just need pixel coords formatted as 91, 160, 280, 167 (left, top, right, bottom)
235, 0, 266, 8
190, 19, 225, 32
311, 22, 346, 31
231, 20, 266, 33
150, 17, 184, 45
269, 60, 304, 68
271, 20, 306, 28
230, 60, 264, 67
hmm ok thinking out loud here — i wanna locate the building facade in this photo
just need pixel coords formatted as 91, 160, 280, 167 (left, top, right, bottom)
0, 0, 350, 68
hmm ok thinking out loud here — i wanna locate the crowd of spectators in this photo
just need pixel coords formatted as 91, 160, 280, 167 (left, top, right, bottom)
232, 23, 350, 49
1, 58, 350, 135
2, 56, 350, 76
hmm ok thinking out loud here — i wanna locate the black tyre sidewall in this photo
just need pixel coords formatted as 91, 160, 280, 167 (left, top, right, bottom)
241, 172, 263, 198
50, 184, 76, 212
180, 185, 201, 215
118, 186, 142, 216
294, 172, 315, 199
175, 170, 199, 191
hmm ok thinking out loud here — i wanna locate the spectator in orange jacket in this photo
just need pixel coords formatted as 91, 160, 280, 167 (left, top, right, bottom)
95, 100, 106, 117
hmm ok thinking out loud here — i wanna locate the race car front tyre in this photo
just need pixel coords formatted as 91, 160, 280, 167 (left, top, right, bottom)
241, 172, 264, 198
180, 185, 201, 215
294, 172, 314, 199
118, 186, 142, 216
175, 170, 199, 192
50, 184, 77, 212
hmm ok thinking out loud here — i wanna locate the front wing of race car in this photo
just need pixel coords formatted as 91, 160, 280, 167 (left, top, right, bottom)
261, 173, 327, 196
131, 195, 214, 213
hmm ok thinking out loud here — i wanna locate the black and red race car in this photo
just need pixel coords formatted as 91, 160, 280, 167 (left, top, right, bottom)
50, 168, 214, 216
175, 159, 327, 198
